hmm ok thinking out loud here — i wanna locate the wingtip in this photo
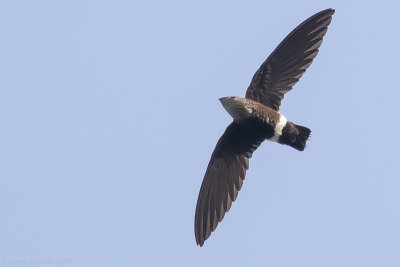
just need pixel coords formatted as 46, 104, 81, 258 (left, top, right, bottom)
315, 8, 335, 17
196, 238, 204, 247
194, 221, 205, 247
323, 8, 335, 15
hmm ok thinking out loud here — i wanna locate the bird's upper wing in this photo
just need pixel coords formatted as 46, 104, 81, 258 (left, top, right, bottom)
195, 119, 271, 246
245, 8, 335, 111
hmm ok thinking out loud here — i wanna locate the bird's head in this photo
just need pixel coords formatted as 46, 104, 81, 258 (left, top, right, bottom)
219, 96, 252, 121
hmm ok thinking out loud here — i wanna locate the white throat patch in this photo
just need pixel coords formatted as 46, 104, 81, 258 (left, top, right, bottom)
270, 115, 288, 142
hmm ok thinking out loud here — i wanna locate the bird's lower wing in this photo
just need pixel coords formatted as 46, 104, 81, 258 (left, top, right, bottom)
194, 120, 270, 246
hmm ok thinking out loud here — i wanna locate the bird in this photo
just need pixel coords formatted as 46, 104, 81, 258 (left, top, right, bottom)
194, 8, 335, 246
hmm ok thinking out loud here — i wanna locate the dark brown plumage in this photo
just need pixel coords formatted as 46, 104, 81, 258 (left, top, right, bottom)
195, 8, 335, 246
246, 9, 334, 111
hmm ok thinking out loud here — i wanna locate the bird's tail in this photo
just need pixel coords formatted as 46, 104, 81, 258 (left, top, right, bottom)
292, 124, 311, 151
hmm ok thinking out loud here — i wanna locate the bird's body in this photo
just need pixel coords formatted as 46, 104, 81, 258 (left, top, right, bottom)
195, 9, 335, 246
219, 97, 310, 151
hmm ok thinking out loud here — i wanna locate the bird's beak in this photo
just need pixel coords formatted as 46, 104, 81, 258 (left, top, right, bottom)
219, 97, 230, 112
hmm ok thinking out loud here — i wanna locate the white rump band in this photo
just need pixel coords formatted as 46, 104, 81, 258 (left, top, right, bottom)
271, 115, 287, 142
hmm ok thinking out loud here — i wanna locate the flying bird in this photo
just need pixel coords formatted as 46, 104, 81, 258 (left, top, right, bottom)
194, 8, 335, 246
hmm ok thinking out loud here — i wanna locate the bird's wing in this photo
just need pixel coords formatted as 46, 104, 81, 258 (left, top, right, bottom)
245, 8, 335, 111
195, 120, 271, 246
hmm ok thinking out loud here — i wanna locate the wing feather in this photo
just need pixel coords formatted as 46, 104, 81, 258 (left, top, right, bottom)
245, 9, 335, 111
194, 120, 270, 246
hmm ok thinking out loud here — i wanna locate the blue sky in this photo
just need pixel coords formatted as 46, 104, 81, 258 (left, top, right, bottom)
1, 0, 400, 266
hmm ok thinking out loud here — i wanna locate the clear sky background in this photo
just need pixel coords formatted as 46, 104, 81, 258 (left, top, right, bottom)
1, 0, 399, 266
